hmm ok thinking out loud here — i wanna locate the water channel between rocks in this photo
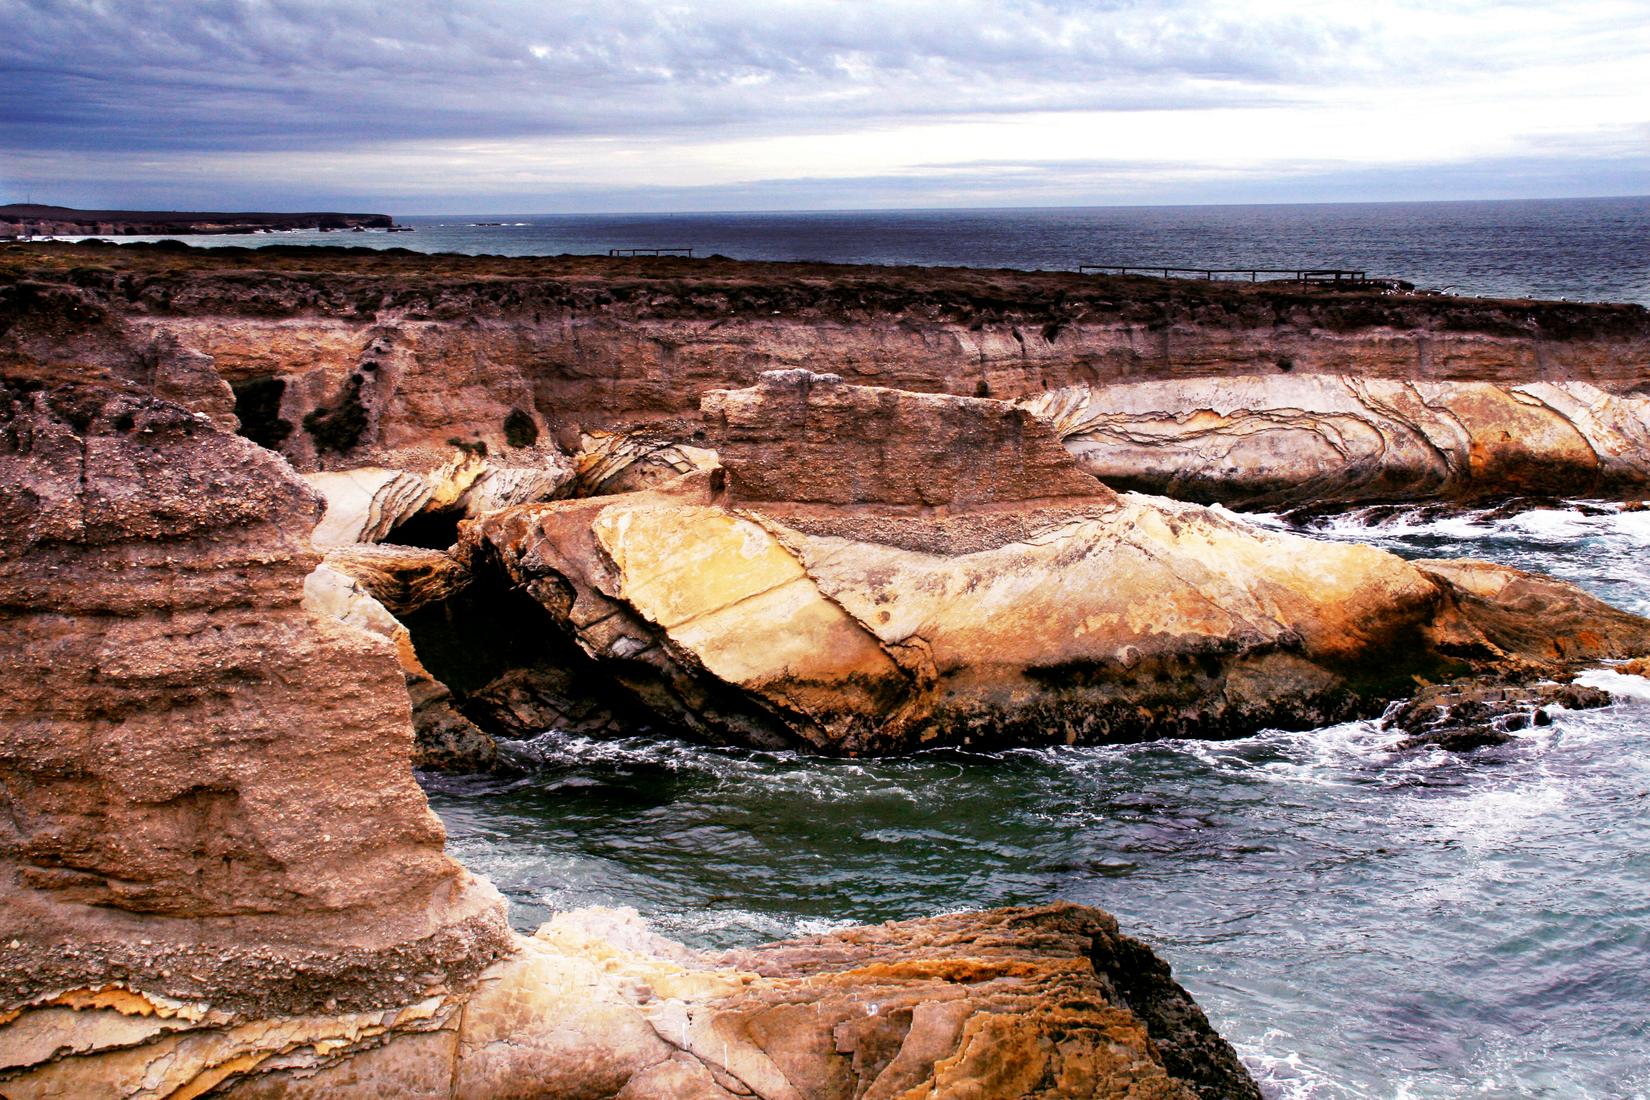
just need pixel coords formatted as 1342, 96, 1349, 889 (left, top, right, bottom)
423, 502, 1650, 1100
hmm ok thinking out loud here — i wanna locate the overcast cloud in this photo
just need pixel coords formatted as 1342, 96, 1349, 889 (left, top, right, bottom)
2, 0, 1646, 211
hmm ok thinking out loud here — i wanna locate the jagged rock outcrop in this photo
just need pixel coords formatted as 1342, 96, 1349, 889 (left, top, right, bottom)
0, 376, 514, 1018
1384, 676, 1612, 751
1025, 376, 1650, 507
3, 903, 1257, 1099
461, 373, 1650, 754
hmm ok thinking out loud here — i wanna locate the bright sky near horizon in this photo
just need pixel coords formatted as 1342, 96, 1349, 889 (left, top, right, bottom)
2, 0, 1647, 212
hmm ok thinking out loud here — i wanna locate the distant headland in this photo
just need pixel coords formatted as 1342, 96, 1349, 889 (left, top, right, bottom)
0, 203, 393, 236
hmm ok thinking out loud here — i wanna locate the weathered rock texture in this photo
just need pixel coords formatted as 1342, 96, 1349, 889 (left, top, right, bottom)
307, 448, 574, 547
1384, 676, 1612, 752
4, 245, 1645, 501
0, 376, 514, 1017
705, 370, 1104, 506
460, 375, 1650, 754
1026, 376, 1650, 507
1, 903, 1257, 1099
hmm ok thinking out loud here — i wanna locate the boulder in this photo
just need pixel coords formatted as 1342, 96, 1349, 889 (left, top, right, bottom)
704, 370, 1105, 506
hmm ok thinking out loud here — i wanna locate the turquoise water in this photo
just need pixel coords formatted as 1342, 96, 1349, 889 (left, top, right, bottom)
60, 196, 1650, 306
423, 503, 1650, 1099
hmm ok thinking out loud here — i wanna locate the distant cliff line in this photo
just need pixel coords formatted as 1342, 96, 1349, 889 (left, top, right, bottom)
0, 203, 393, 236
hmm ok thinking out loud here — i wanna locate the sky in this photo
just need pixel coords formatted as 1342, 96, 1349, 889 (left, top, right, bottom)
2, 0, 1647, 213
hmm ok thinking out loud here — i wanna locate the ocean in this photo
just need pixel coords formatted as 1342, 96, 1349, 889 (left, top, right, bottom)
64, 195, 1650, 307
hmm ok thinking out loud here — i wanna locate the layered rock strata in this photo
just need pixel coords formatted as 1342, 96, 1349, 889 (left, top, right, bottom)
0, 376, 514, 1017
3, 903, 1257, 1099
1026, 376, 1650, 507
461, 373, 1650, 754
5, 245, 1646, 504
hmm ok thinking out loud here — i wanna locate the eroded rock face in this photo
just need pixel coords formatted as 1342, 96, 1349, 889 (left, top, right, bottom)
307, 449, 575, 548
0, 377, 513, 1016
1025, 376, 1650, 507
1, 903, 1258, 1099
705, 370, 1105, 506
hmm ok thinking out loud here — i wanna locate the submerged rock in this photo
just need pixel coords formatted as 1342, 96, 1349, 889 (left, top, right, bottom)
461, 373, 1650, 755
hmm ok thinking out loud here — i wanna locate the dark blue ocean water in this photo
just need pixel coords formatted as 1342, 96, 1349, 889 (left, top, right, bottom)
70, 196, 1650, 306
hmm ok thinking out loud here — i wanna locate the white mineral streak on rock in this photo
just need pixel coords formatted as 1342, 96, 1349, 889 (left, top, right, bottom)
306, 467, 432, 544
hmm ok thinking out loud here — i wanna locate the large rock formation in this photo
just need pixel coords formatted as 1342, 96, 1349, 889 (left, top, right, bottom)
460, 372, 1650, 754
1025, 376, 1650, 507
0, 377, 514, 1017
0, 374, 1259, 1096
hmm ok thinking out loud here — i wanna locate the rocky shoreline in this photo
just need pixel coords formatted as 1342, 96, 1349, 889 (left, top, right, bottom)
4, 242, 1649, 1095
0, 204, 393, 237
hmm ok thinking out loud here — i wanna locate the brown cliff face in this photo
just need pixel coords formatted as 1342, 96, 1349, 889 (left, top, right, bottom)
705, 369, 1107, 506
3, 244, 1646, 481
0, 376, 513, 1016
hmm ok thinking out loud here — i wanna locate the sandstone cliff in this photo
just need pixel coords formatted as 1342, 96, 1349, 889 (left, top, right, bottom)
0, 376, 515, 1017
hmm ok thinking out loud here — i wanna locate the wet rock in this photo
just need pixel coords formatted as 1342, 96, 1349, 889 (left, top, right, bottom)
1386, 677, 1612, 751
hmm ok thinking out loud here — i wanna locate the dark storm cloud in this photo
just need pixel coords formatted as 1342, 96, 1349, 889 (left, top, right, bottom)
3, 0, 1434, 154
